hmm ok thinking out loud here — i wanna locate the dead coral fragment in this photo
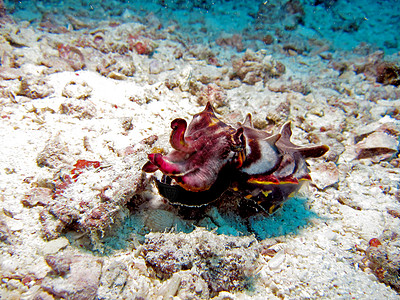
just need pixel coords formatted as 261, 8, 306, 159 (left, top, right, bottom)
197, 83, 227, 107
17, 78, 54, 99
216, 33, 244, 52
59, 98, 97, 119
34, 146, 149, 244
349, 51, 400, 87
376, 63, 400, 87
365, 230, 400, 292
62, 81, 93, 100
36, 136, 71, 169
22, 187, 53, 207
356, 132, 398, 161
41, 251, 103, 299
231, 49, 285, 85
354, 122, 399, 162
141, 228, 258, 295
57, 43, 86, 71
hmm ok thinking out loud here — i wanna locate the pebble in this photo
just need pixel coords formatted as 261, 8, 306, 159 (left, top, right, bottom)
107, 71, 127, 80
268, 249, 286, 270
310, 161, 340, 190
62, 81, 93, 100
149, 59, 164, 74
40, 237, 70, 255
6, 217, 24, 231
158, 273, 182, 299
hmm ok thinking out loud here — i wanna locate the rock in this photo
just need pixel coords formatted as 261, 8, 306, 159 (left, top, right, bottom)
347, 119, 400, 162
365, 230, 400, 292
216, 78, 241, 90
268, 78, 311, 95
354, 120, 399, 143
356, 132, 398, 162
231, 50, 285, 85
0, 67, 22, 80
4, 27, 39, 47
310, 161, 340, 190
5, 217, 24, 231
61, 80, 92, 100
97, 261, 129, 299
141, 228, 258, 294
175, 270, 209, 299
96, 55, 135, 78
42, 252, 103, 300
40, 237, 70, 255
158, 273, 181, 298
45, 254, 73, 276
267, 249, 286, 270
177, 66, 193, 92
107, 71, 127, 80
36, 136, 71, 169
17, 77, 54, 99
197, 83, 227, 107
22, 187, 53, 207
0, 215, 13, 244
34, 151, 149, 247
59, 97, 97, 119
32, 291, 56, 300
216, 33, 244, 52
149, 59, 164, 74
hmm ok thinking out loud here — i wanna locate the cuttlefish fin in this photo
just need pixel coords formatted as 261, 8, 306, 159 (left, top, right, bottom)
278, 122, 329, 158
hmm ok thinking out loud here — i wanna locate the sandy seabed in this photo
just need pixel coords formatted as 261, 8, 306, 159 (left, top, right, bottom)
1, 1, 400, 299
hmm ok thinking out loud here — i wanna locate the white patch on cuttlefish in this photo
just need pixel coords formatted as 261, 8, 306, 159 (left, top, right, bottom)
240, 139, 280, 175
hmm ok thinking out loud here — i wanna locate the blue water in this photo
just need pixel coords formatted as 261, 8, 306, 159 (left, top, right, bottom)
4, 0, 400, 54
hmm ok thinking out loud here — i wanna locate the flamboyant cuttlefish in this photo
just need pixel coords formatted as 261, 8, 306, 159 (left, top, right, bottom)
142, 102, 329, 214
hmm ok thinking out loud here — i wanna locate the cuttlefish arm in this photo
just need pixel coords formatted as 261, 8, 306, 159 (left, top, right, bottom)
169, 118, 195, 153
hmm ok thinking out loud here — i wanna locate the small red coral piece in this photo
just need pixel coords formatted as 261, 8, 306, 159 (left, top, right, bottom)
134, 42, 146, 54
73, 159, 101, 171
369, 238, 382, 247
71, 159, 101, 180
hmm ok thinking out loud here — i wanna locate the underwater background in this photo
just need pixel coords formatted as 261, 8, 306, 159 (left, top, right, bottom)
4, 0, 400, 54
1, 0, 400, 299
